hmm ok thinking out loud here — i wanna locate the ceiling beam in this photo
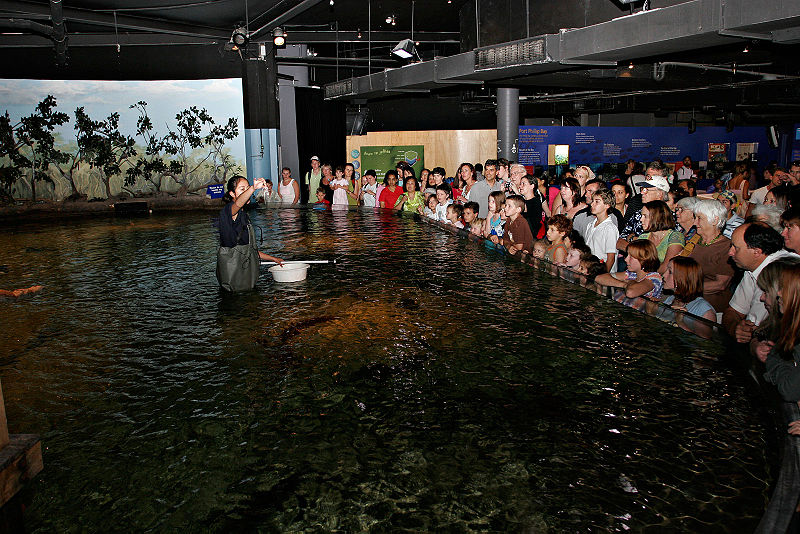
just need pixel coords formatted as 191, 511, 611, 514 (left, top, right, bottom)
2, 0, 229, 39
0, 30, 460, 48
249, 0, 326, 39
283, 30, 459, 44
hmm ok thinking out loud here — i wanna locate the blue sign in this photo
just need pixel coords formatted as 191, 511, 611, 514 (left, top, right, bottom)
518, 126, 779, 167
206, 184, 225, 199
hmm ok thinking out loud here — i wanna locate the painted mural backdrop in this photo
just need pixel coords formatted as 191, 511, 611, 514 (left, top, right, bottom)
0, 79, 245, 202
517, 126, 780, 168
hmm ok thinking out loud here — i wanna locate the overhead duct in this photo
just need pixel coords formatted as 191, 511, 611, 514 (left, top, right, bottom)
324, 0, 800, 100
0, 1, 68, 67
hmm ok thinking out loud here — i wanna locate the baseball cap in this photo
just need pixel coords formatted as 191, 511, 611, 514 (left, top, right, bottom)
636, 175, 670, 192
310, 155, 320, 161
715, 190, 738, 207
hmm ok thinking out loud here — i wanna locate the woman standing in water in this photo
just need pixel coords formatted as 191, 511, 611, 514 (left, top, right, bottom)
217, 175, 283, 291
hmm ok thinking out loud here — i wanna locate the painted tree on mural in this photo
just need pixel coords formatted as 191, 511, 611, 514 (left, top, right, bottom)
0, 95, 69, 202
127, 101, 240, 195
1, 97, 241, 201
74, 107, 137, 199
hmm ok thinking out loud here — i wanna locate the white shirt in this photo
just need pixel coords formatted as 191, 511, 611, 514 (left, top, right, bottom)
362, 182, 378, 207
729, 249, 800, 324
676, 166, 695, 181
749, 185, 770, 205
435, 199, 453, 222
585, 215, 619, 273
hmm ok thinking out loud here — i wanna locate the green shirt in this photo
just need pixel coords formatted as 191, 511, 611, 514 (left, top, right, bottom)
395, 191, 425, 212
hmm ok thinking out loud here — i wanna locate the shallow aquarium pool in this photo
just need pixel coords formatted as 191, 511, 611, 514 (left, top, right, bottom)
0, 207, 771, 531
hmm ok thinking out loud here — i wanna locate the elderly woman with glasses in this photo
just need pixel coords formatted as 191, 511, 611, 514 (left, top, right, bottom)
679, 198, 735, 313
675, 196, 699, 240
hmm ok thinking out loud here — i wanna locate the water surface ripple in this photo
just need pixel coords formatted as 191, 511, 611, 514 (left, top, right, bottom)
0, 208, 769, 532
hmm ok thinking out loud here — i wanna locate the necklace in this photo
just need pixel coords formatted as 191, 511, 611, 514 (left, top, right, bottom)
700, 233, 723, 246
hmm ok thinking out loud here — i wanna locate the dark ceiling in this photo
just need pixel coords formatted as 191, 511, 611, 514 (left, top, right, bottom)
0, 0, 463, 81
2, 0, 800, 125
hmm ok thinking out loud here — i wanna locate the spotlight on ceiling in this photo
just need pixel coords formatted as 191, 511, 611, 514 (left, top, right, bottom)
273, 27, 286, 47
231, 27, 248, 49
628, 61, 634, 69
391, 38, 419, 61
385, 15, 396, 25
357, 29, 362, 39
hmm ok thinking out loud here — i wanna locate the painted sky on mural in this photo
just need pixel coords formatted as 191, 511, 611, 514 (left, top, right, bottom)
0, 78, 246, 162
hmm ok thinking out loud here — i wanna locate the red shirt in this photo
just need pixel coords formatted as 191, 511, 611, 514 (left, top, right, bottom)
379, 186, 404, 209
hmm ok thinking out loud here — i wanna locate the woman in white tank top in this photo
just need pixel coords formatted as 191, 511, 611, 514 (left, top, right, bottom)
278, 167, 299, 205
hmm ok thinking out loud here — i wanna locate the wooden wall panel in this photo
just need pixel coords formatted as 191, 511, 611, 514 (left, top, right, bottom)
345, 130, 498, 179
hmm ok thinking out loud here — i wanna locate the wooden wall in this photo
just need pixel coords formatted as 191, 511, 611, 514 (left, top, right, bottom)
345, 129, 498, 179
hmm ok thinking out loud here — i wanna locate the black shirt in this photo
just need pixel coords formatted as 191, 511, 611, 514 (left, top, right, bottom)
219, 202, 250, 247
523, 196, 543, 238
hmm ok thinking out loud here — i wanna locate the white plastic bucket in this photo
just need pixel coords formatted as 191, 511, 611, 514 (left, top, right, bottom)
268, 262, 310, 283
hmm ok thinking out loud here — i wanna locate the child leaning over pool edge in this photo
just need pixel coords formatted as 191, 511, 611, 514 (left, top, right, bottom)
492, 195, 533, 255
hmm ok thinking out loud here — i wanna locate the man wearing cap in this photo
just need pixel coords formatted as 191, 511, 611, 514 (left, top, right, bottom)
617, 163, 671, 249
305, 156, 322, 203
717, 190, 744, 239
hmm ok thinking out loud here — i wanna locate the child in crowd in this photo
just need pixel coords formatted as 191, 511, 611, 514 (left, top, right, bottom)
483, 191, 506, 238
584, 189, 619, 273
423, 194, 438, 218
330, 165, 349, 206
312, 187, 331, 210
256, 179, 281, 203
661, 256, 716, 337
596, 240, 663, 300
422, 195, 439, 219
544, 214, 572, 264
579, 255, 607, 281
446, 203, 465, 229
470, 218, 485, 236
435, 183, 453, 222
532, 239, 548, 259
360, 169, 379, 207
462, 201, 479, 228
558, 231, 589, 269
494, 195, 533, 255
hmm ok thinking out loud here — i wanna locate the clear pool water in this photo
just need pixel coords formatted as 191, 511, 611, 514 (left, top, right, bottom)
0, 207, 770, 531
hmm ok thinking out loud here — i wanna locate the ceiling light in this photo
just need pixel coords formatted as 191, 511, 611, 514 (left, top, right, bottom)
391, 38, 419, 60
231, 27, 248, 49
628, 62, 634, 69
329, 0, 334, 5
357, 29, 362, 39
385, 15, 396, 25
273, 27, 286, 47
742, 44, 749, 53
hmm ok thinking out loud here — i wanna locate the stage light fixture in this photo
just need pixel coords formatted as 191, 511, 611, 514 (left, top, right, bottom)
231, 27, 248, 49
391, 39, 419, 60
273, 27, 286, 47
